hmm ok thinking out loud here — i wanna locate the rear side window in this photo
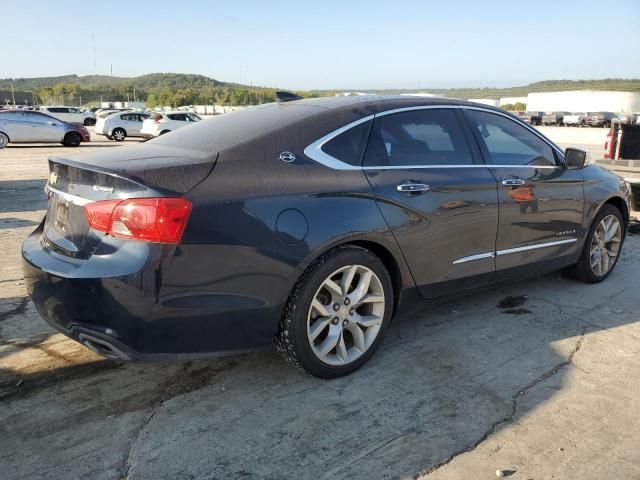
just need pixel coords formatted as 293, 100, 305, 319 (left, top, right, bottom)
363, 109, 473, 167
48, 107, 67, 113
465, 110, 557, 167
320, 119, 372, 166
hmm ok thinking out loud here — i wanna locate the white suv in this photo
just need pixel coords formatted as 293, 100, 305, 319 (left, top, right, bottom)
38, 106, 96, 126
95, 112, 150, 141
140, 111, 201, 138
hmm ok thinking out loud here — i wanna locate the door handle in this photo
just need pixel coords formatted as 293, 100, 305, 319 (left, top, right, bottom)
397, 182, 430, 194
501, 177, 526, 187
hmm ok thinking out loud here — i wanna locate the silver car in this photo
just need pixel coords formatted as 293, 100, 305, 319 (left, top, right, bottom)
95, 111, 150, 141
0, 110, 90, 148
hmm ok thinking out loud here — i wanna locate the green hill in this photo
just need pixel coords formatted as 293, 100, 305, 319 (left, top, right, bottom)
1, 74, 638, 107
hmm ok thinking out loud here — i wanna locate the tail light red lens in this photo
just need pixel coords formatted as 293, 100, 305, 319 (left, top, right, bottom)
84, 198, 192, 244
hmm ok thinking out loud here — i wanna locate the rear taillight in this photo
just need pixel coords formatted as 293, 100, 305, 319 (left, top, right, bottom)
84, 198, 192, 244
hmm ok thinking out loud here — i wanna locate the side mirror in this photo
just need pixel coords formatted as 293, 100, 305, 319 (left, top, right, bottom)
564, 148, 588, 169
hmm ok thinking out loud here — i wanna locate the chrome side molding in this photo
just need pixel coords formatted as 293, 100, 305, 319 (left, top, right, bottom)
452, 238, 578, 265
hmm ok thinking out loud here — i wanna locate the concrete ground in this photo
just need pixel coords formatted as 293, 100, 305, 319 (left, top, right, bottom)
1, 127, 638, 480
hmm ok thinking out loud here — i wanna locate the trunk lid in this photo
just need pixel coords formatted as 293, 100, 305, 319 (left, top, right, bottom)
43, 143, 216, 258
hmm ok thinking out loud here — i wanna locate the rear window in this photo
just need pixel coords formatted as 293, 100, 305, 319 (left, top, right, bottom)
320, 119, 372, 166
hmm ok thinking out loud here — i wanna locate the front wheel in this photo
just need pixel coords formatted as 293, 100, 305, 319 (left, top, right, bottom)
63, 132, 81, 147
566, 204, 625, 283
275, 245, 393, 378
0, 132, 8, 149
83, 118, 96, 126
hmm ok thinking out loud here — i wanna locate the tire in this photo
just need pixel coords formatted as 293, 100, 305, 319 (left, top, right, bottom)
275, 245, 394, 378
580, 120, 585, 127
83, 118, 96, 126
566, 204, 625, 283
112, 128, 126, 142
63, 132, 81, 147
0, 132, 8, 149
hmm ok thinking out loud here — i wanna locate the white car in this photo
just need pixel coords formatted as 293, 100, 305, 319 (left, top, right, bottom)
95, 111, 150, 141
563, 112, 588, 127
140, 111, 201, 138
38, 106, 96, 126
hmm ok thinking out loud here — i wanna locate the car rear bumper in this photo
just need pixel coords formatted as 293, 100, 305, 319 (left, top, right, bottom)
21, 224, 279, 360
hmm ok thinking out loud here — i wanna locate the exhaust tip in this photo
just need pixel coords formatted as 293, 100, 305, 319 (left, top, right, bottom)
78, 333, 131, 361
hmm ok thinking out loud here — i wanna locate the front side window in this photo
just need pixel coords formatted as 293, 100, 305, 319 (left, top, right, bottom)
465, 110, 557, 167
363, 109, 473, 167
168, 114, 187, 121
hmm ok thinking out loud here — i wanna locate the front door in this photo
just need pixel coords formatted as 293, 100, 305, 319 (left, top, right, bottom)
363, 107, 499, 297
463, 108, 585, 274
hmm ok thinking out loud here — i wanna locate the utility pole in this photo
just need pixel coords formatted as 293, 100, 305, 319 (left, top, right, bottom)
11, 83, 15, 105
110, 64, 113, 76
133, 88, 136, 103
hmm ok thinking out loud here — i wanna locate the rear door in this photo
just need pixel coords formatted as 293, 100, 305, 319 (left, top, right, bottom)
463, 108, 584, 274
363, 107, 499, 297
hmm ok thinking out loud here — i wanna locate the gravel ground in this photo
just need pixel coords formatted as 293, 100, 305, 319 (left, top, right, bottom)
1, 127, 638, 480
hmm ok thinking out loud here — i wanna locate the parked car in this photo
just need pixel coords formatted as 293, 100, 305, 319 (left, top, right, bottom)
22, 96, 631, 378
140, 111, 201, 138
38, 106, 96, 126
95, 111, 151, 141
586, 111, 614, 128
541, 111, 570, 126
563, 112, 588, 127
612, 112, 638, 125
524, 111, 544, 125
0, 109, 90, 148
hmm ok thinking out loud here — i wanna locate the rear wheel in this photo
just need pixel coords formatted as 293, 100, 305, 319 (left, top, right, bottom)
567, 204, 624, 283
112, 128, 126, 142
0, 132, 8, 149
63, 132, 81, 147
275, 245, 393, 378
83, 118, 96, 126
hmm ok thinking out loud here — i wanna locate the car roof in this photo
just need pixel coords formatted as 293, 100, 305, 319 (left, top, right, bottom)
147, 95, 502, 155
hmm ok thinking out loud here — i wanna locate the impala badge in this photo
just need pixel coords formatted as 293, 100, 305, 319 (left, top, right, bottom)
279, 151, 296, 163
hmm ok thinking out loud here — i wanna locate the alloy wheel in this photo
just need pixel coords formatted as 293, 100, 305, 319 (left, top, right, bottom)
589, 214, 622, 276
307, 264, 385, 366
0, 133, 8, 148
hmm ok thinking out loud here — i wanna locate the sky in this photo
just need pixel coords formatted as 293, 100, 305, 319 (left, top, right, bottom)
2, 0, 639, 90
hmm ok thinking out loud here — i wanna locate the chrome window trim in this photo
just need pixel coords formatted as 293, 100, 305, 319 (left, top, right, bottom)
452, 238, 578, 264
45, 185, 94, 206
304, 104, 565, 171
302, 115, 374, 171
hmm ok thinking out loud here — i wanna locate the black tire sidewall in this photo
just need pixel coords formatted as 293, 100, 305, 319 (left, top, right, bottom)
64, 132, 81, 147
288, 247, 393, 378
577, 204, 625, 283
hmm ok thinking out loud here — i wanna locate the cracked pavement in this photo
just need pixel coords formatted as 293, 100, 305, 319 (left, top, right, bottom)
1, 132, 640, 480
